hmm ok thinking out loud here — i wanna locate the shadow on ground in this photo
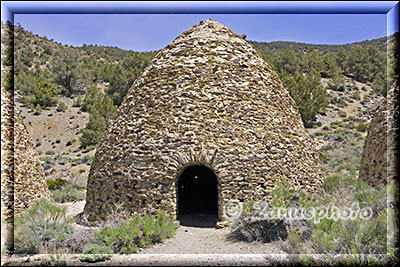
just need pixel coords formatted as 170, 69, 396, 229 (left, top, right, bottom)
178, 213, 218, 228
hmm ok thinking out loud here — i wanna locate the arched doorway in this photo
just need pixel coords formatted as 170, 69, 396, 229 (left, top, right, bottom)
177, 165, 218, 227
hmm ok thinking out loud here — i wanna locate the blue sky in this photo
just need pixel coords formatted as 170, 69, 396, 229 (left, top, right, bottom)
13, 13, 390, 52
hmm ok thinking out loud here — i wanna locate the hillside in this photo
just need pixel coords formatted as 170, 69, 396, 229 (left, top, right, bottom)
250, 32, 398, 54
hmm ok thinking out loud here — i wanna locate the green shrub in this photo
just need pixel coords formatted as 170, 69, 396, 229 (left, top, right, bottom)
41, 156, 52, 163
327, 71, 345, 92
344, 122, 355, 129
287, 232, 303, 254
86, 155, 94, 165
14, 199, 73, 254
54, 154, 64, 161
319, 152, 329, 163
356, 123, 368, 132
56, 101, 68, 112
80, 112, 106, 148
73, 95, 83, 107
80, 244, 113, 262
46, 177, 67, 190
320, 144, 333, 152
302, 174, 388, 256
322, 174, 341, 193
338, 110, 347, 118
94, 212, 176, 254
229, 210, 288, 243
309, 213, 387, 254
336, 122, 345, 128
330, 121, 339, 129
33, 103, 43, 115
342, 160, 360, 177
314, 131, 324, 136
52, 184, 86, 203
45, 150, 56, 155
79, 86, 117, 148
40, 254, 68, 266
270, 179, 300, 210
335, 133, 345, 142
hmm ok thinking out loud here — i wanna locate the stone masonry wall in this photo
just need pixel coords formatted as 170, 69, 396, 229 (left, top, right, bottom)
1, 89, 51, 220
83, 19, 322, 224
359, 80, 399, 186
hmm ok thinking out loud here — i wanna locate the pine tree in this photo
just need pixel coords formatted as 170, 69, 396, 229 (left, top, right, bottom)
328, 69, 346, 92
79, 85, 117, 148
280, 68, 328, 128
80, 110, 107, 148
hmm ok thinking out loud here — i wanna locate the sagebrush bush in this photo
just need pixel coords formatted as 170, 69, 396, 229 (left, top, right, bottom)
229, 180, 312, 243
33, 103, 42, 115
286, 232, 303, 254
322, 174, 341, 193
56, 101, 68, 112
73, 95, 83, 107
52, 184, 86, 203
80, 244, 113, 262
39, 252, 68, 266
309, 213, 387, 254
338, 110, 347, 118
303, 176, 388, 256
229, 201, 288, 243
45, 150, 56, 155
319, 152, 329, 163
46, 177, 67, 190
14, 199, 73, 254
94, 212, 176, 254
356, 123, 368, 132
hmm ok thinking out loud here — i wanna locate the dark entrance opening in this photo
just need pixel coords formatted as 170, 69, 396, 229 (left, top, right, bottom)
177, 165, 218, 227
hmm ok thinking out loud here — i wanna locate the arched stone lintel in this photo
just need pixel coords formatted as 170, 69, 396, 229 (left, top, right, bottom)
169, 147, 224, 184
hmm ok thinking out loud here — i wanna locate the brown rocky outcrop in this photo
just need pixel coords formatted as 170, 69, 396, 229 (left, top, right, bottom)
83, 19, 322, 224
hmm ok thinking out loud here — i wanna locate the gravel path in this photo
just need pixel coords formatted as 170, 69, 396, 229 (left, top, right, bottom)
140, 224, 284, 254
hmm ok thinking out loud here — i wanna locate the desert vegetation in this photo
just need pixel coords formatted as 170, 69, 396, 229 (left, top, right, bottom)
6, 198, 177, 263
